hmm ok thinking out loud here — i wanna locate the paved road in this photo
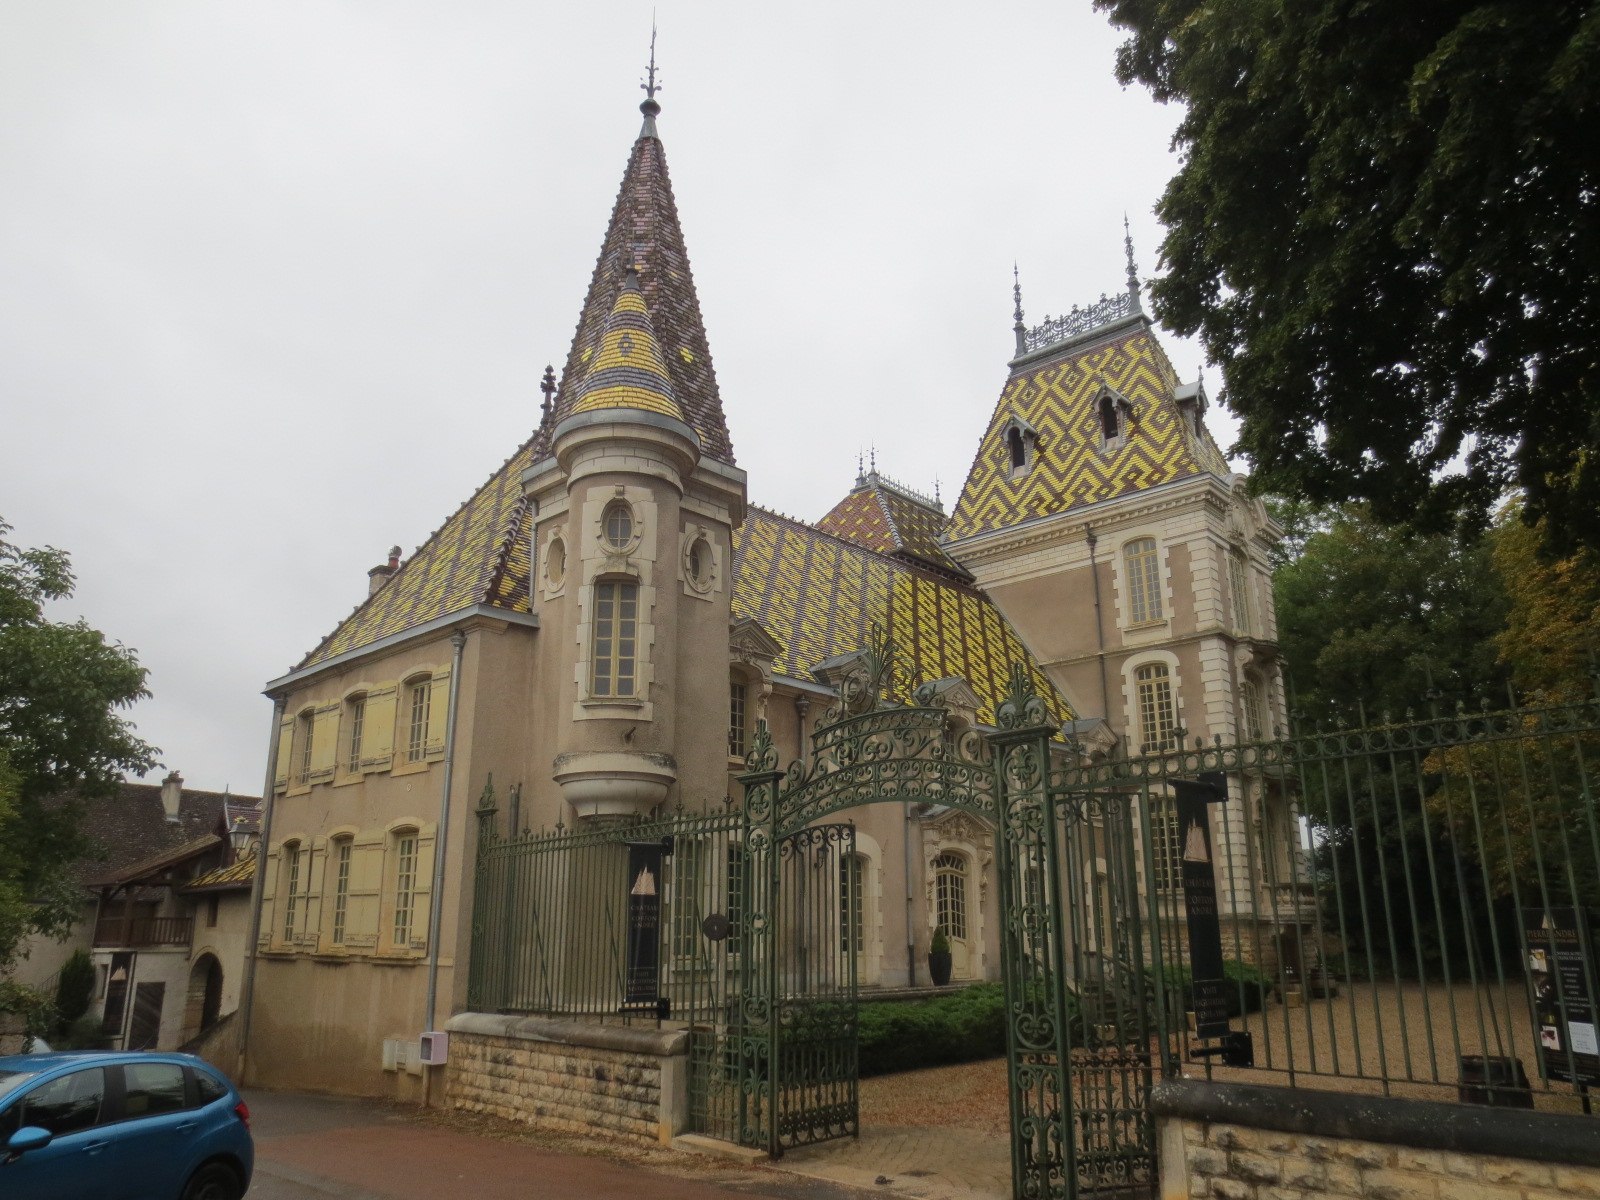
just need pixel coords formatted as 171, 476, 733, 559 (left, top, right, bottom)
243, 1089, 871, 1200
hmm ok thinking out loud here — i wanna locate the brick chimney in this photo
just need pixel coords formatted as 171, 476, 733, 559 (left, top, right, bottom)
368, 545, 402, 595
160, 770, 183, 822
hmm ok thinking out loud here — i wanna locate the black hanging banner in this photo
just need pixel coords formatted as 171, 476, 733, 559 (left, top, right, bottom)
623, 841, 664, 1009
1173, 771, 1230, 1039
1523, 907, 1600, 1087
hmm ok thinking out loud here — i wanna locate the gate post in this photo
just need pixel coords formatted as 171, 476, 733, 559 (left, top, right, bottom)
990, 666, 1075, 1200
737, 720, 784, 1155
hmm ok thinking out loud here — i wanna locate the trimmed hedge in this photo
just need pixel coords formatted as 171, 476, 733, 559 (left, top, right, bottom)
856, 983, 1085, 1077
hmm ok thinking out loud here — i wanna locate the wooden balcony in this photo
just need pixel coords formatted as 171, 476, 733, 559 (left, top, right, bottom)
93, 915, 193, 948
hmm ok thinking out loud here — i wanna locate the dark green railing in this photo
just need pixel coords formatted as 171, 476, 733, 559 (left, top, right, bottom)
1060, 692, 1600, 1115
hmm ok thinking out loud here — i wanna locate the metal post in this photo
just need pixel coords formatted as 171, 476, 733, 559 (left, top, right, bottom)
423, 628, 468, 1036
236, 694, 285, 1083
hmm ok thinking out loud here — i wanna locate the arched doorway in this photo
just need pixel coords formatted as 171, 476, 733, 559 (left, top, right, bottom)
182, 953, 223, 1044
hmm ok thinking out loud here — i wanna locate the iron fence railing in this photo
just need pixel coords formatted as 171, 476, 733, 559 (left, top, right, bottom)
1058, 692, 1600, 1115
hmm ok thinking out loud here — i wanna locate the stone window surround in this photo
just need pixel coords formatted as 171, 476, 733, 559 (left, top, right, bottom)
1121, 648, 1186, 755
850, 829, 886, 987
679, 522, 721, 601
1111, 527, 1176, 640
573, 485, 658, 722
921, 815, 993, 980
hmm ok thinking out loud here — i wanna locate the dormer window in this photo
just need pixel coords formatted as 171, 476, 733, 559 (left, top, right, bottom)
1001, 417, 1038, 478
1095, 385, 1134, 450
1099, 394, 1118, 443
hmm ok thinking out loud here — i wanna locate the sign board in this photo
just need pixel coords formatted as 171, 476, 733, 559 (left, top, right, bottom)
1173, 772, 1230, 1039
623, 841, 665, 1009
1523, 907, 1600, 1087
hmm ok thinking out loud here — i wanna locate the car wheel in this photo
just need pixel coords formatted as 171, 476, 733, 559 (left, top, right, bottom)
181, 1162, 243, 1200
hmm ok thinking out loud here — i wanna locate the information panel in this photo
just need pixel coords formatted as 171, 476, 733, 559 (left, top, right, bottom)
1173, 771, 1230, 1039
1523, 906, 1600, 1087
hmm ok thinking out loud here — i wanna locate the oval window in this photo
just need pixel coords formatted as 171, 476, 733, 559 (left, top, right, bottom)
546, 536, 566, 589
603, 502, 633, 549
687, 536, 711, 588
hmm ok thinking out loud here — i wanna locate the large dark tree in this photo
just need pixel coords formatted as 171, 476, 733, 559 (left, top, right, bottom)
1096, 1, 1600, 552
0, 520, 157, 974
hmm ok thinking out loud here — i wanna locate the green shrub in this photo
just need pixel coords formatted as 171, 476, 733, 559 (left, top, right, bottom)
54, 949, 95, 1031
856, 982, 1085, 1077
1150, 960, 1272, 1019
60, 1012, 108, 1051
0, 980, 57, 1039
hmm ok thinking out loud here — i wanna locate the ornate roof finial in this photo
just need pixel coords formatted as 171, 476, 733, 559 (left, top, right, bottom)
1012, 261, 1027, 358
539, 363, 557, 424
639, 16, 662, 137
856, 449, 866, 486
934, 477, 942, 508
1124, 214, 1142, 311
869, 444, 877, 476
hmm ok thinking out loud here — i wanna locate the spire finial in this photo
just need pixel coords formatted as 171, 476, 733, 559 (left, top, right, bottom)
869, 444, 877, 476
539, 363, 557, 424
639, 16, 662, 135
1012, 261, 1028, 358
1124, 214, 1141, 311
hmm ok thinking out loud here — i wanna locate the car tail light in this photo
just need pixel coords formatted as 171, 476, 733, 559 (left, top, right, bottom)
233, 1101, 251, 1129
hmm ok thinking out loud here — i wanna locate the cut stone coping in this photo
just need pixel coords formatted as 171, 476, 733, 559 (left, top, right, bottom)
1152, 1078, 1600, 1169
446, 1012, 688, 1058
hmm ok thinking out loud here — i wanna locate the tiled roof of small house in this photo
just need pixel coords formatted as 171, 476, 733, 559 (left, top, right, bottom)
946, 319, 1229, 542
183, 856, 257, 892
54, 781, 258, 890
731, 507, 1071, 726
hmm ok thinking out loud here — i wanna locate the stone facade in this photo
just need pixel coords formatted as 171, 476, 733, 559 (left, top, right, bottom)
444, 1013, 686, 1144
1156, 1082, 1600, 1200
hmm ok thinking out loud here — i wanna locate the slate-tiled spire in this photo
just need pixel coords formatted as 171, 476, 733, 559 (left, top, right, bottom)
570, 267, 685, 423
550, 93, 734, 462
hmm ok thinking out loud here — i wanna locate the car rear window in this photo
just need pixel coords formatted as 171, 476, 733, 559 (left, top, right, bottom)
123, 1062, 187, 1117
193, 1069, 228, 1105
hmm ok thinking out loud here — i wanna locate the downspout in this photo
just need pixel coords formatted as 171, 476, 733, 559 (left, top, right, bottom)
1085, 526, 1112, 720
904, 802, 917, 987
423, 628, 468, 1037
236, 694, 285, 1083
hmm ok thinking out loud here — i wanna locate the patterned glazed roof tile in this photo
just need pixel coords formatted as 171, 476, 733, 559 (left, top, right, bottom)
947, 325, 1227, 541
570, 277, 685, 422
183, 856, 257, 892
817, 474, 967, 578
550, 126, 733, 461
731, 507, 1071, 727
297, 431, 545, 669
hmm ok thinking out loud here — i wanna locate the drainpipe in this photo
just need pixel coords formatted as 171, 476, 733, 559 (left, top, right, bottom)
236, 694, 285, 1083
904, 802, 917, 987
1085, 526, 1112, 721
423, 628, 468, 1038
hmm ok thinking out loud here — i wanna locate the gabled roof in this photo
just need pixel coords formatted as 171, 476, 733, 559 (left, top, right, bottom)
817, 471, 968, 579
296, 435, 543, 669
88, 834, 220, 890
549, 115, 733, 462
731, 507, 1071, 726
58, 781, 253, 890
946, 321, 1230, 542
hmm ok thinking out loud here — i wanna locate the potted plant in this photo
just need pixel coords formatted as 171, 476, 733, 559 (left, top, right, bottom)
928, 926, 953, 986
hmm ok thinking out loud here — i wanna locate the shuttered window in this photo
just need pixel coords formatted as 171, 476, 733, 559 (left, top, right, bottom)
392, 832, 418, 947
405, 680, 430, 763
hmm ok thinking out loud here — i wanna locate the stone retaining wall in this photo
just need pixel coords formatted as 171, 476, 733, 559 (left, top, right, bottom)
1155, 1080, 1600, 1200
444, 1012, 687, 1145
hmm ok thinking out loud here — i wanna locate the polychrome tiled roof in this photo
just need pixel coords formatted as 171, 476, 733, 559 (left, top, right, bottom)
183, 856, 257, 892
817, 472, 966, 579
296, 432, 544, 669
731, 507, 1071, 726
947, 323, 1228, 541
570, 276, 684, 422
550, 125, 733, 461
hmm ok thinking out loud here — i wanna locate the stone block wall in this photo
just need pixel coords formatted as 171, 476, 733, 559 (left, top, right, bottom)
1155, 1080, 1600, 1200
444, 1012, 687, 1145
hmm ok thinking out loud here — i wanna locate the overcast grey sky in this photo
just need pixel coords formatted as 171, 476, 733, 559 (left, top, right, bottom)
1, 2, 1234, 794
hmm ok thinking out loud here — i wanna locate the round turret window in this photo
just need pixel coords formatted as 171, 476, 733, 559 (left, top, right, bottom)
603, 501, 634, 549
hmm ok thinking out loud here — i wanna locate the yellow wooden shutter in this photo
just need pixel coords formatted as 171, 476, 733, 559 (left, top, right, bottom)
309, 702, 339, 782
273, 718, 294, 792
363, 686, 397, 771
424, 668, 451, 760
300, 840, 324, 949
259, 847, 279, 950
408, 828, 436, 953
345, 836, 384, 951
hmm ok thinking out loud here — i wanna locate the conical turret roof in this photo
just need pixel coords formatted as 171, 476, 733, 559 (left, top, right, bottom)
569, 268, 685, 423
551, 114, 733, 461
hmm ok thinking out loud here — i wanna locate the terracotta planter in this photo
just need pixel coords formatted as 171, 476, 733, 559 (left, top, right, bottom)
928, 950, 953, 986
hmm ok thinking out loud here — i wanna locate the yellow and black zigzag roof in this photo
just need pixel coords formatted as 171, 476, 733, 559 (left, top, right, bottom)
732, 507, 1070, 726
947, 323, 1228, 541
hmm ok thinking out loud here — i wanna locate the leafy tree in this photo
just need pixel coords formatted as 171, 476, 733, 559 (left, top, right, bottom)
1489, 512, 1600, 701
53, 948, 96, 1032
1096, 0, 1600, 552
0, 519, 157, 976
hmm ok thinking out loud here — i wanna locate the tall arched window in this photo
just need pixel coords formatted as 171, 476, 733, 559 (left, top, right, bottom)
404, 676, 431, 763
1135, 662, 1178, 752
1240, 676, 1265, 742
932, 852, 968, 941
592, 581, 639, 697
294, 710, 315, 785
728, 678, 748, 757
281, 842, 302, 941
840, 853, 864, 956
1124, 538, 1163, 623
391, 829, 419, 948
1229, 549, 1253, 634
344, 693, 366, 775
330, 837, 353, 946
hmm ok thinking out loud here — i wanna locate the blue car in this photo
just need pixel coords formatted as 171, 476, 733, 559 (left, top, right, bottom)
0, 1051, 252, 1200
